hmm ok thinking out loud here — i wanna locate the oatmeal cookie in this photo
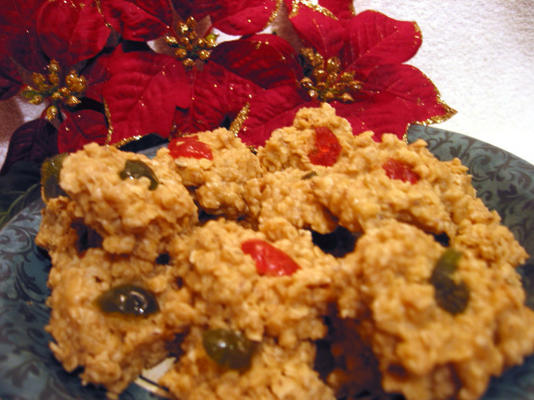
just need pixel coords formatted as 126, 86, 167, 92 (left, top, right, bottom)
168, 219, 338, 348
159, 127, 262, 218
161, 327, 335, 400
55, 143, 197, 262
336, 219, 532, 400
46, 249, 196, 397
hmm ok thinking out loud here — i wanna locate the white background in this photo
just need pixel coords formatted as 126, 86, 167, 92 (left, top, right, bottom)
353, 0, 534, 164
1, 1, 533, 166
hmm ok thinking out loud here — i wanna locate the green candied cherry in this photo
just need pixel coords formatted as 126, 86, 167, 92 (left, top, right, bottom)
119, 159, 159, 190
97, 284, 159, 317
41, 153, 68, 200
202, 328, 256, 370
430, 248, 470, 315
434, 247, 462, 275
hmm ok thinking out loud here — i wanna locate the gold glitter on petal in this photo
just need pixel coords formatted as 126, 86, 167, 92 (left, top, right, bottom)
347, 2, 356, 16
112, 135, 144, 148
412, 68, 457, 126
104, 100, 114, 145
402, 130, 409, 144
417, 99, 457, 125
413, 21, 423, 40
94, 0, 113, 28
94, 0, 103, 13
398, 69, 456, 141
263, 0, 283, 31
289, 0, 337, 20
229, 103, 250, 137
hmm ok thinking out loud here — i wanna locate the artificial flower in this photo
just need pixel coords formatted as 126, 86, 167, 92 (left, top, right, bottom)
0, 0, 48, 77
173, 33, 300, 135
102, 27, 299, 140
0, 0, 455, 177
102, 0, 279, 41
36, 0, 111, 68
237, 0, 455, 146
0, 0, 45, 101
101, 45, 191, 144
98, 0, 287, 141
0, 0, 114, 168
173, 0, 280, 36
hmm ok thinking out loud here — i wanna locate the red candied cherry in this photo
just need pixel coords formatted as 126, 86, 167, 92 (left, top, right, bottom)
308, 126, 341, 166
169, 136, 213, 160
383, 158, 420, 184
241, 239, 300, 276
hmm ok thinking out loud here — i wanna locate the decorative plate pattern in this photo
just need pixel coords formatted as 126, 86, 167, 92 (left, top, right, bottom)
0, 126, 533, 399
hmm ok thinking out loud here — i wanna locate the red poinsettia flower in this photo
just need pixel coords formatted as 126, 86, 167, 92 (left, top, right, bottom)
101, 10, 299, 141
0, 0, 457, 177
176, 0, 279, 36
0, 0, 46, 99
234, 0, 455, 146
0, 0, 111, 80
102, 0, 279, 41
100, 44, 191, 145
36, 0, 111, 68
0, 0, 114, 160
96, 0, 285, 142
101, 33, 297, 141
173, 33, 301, 135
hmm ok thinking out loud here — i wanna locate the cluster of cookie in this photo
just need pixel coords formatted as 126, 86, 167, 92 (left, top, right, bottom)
37, 104, 532, 400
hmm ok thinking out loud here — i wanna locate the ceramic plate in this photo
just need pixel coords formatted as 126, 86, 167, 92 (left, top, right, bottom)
1, 125, 533, 399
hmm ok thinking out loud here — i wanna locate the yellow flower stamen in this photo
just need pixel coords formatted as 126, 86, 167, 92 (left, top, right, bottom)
165, 17, 218, 69
299, 48, 361, 103
21, 60, 87, 120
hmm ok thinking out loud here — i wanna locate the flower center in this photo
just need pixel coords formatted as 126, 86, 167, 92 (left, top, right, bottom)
164, 17, 217, 69
21, 60, 87, 120
299, 48, 361, 103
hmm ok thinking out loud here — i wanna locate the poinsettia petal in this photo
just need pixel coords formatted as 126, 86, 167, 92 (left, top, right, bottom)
174, 62, 260, 134
170, 0, 194, 20
284, 0, 345, 58
36, 0, 111, 66
103, 49, 191, 143
343, 10, 422, 76
181, 0, 276, 35
319, 0, 355, 20
9, 30, 48, 73
1, 119, 58, 173
365, 64, 455, 125
82, 52, 113, 102
330, 101, 370, 134
239, 85, 312, 146
0, 0, 48, 72
0, 57, 22, 100
57, 110, 108, 153
210, 34, 301, 89
333, 100, 410, 140
207, 0, 279, 36
102, 0, 171, 41
334, 64, 455, 140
